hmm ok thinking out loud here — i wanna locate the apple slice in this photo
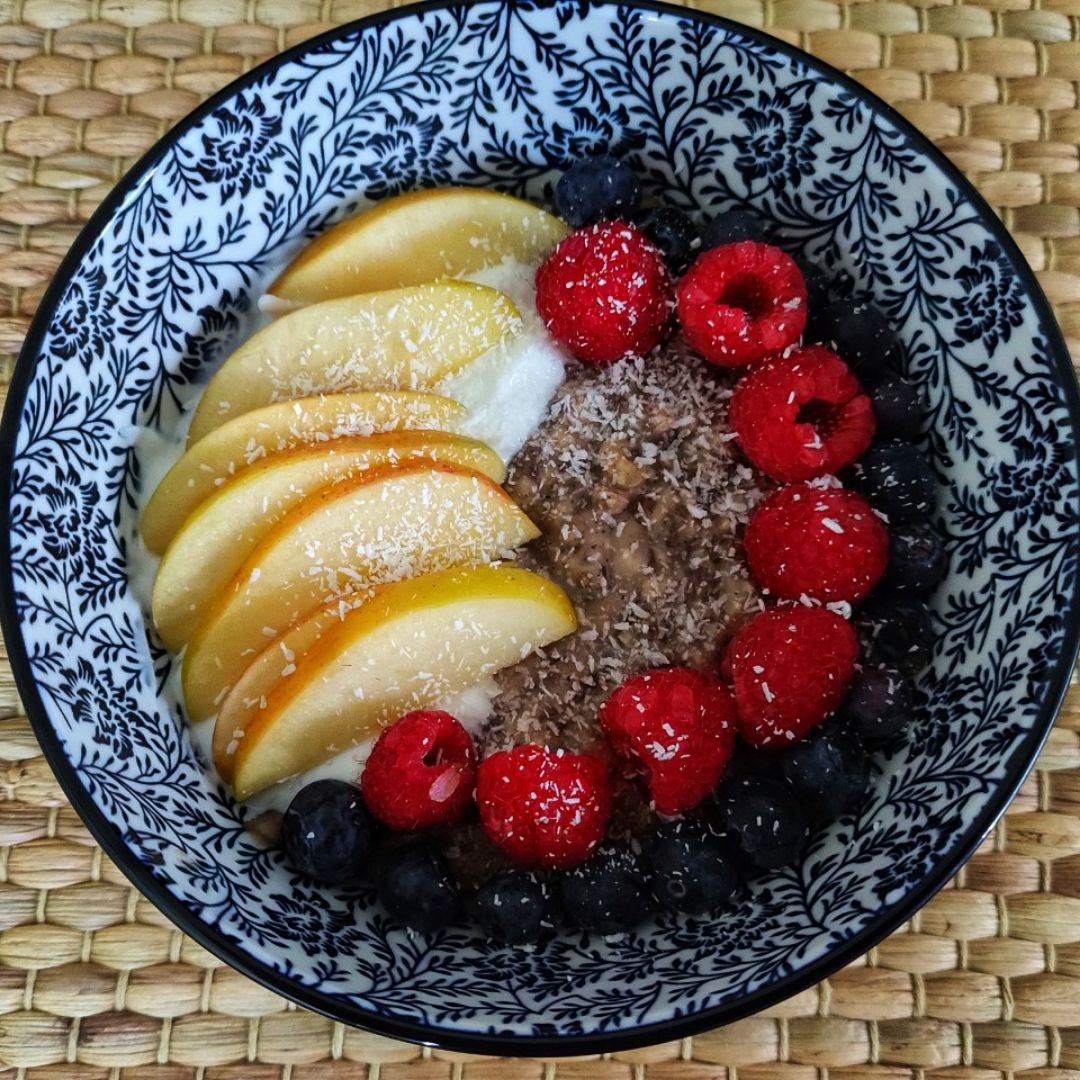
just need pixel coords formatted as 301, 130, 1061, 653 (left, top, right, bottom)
186, 281, 521, 443
142, 391, 467, 554
181, 462, 540, 722
214, 564, 576, 798
150, 431, 505, 652
268, 187, 570, 305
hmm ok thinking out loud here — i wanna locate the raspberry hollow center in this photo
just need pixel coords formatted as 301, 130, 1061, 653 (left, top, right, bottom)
719, 273, 771, 318
796, 398, 840, 437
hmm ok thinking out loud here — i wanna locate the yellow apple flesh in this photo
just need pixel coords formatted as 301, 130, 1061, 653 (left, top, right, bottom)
141, 390, 466, 554
182, 462, 539, 722
269, 187, 569, 304
149, 431, 505, 652
213, 564, 576, 798
187, 281, 521, 443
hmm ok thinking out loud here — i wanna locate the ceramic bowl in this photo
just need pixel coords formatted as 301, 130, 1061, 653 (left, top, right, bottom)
2, 0, 1078, 1056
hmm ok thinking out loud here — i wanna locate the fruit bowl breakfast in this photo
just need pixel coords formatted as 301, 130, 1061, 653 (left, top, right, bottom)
2, 0, 1077, 1056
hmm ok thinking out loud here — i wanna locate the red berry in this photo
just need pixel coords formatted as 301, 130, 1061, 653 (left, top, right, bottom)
724, 608, 858, 749
729, 345, 876, 482
361, 710, 476, 831
475, 744, 612, 870
676, 241, 807, 366
535, 221, 672, 365
745, 484, 889, 604
600, 667, 736, 815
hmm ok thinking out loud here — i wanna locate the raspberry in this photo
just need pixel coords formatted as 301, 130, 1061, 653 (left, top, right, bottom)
535, 221, 672, 365
361, 711, 476, 831
724, 608, 858, 749
730, 345, 876, 482
475, 744, 612, 870
676, 241, 807, 366
745, 484, 889, 604
600, 667, 736, 815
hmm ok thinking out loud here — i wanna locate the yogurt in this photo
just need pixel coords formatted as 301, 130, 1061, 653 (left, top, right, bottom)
128, 255, 566, 811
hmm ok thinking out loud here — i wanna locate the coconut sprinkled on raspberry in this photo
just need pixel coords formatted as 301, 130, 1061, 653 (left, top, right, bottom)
475, 744, 612, 870
745, 484, 889, 604
535, 221, 673, 365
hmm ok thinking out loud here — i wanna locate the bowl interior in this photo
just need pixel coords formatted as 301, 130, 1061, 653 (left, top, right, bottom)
3, 0, 1078, 1052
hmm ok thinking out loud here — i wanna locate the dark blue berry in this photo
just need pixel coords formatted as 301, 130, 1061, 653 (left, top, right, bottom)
645, 819, 741, 915
721, 777, 808, 870
839, 664, 915, 745
780, 732, 869, 822
635, 206, 700, 275
871, 377, 926, 440
554, 155, 641, 227
376, 844, 460, 933
725, 740, 784, 782
281, 779, 378, 884
854, 441, 937, 522
558, 848, 649, 934
701, 207, 768, 249
794, 256, 832, 311
856, 592, 934, 674
808, 300, 899, 386
471, 872, 552, 945
885, 519, 947, 592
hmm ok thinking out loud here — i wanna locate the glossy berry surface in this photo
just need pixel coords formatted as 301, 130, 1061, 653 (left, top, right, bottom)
724, 607, 859, 749
361, 710, 476, 831
780, 730, 869, 821
676, 241, 807, 366
809, 299, 899, 386
871, 376, 925, 440
729, 346, 876, 482
553, 154, 642, 227
535, 221, 672, 365
471, 872, 552, 945
745, 483, 889, 604
794, 256, 832, 311
600, 667, 736, 815
701, 206, 767, 248
636, 206, 700, 275
840, 664, 915, 745
721, 776, 808, 869
280, 779, 378, 884
475, 744, 612, 870
646, 819, 742, 915
856, 592, 934, 673
885, 519, 947, 592
559, 847, 650, 934
855, 441, 937, 522
376, 844, 460, 933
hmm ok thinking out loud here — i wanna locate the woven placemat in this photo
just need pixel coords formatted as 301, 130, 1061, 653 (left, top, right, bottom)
1, 0, 1079, 1073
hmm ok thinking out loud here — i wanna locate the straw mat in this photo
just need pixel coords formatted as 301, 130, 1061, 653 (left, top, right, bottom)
0, 0, 1078, 1074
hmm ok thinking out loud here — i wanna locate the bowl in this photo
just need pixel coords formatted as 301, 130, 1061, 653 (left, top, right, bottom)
2, 0, 1078, 1056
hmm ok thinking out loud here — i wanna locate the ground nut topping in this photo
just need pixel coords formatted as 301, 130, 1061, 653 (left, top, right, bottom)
486, 340, 771, 753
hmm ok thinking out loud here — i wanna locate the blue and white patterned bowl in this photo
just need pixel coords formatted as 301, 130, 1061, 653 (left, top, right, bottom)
2, 0, 1078, 1055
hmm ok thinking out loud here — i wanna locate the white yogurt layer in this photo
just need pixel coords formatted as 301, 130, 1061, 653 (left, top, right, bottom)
127, 252, 565, 811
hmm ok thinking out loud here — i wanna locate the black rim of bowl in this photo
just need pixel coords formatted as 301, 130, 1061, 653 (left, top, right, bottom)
1, 0, 1078, 1057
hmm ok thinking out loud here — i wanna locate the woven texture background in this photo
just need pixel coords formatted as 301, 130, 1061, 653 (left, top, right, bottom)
1, 0, 1079, 1074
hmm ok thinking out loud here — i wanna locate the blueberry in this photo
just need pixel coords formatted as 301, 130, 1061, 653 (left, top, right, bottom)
471, 872, 552, 946
635, 206, 700, 275
780, 732, 869, 822
721, 777, 808, 870
856, 592, 934, 674
871, 377, 926, 440
645, 819, 741, 915
280, 779, 378, 884
701, 206, 768, 249
808, 300, 899, 385
554, 155, 641, 227
794, 256, 832, 311
376, 844, 460, 933
854, 441, 937, 522
885, 519, 947, 592
725, 740, 784, 782
839, 664, 915, 745
558, 848, 649, 934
